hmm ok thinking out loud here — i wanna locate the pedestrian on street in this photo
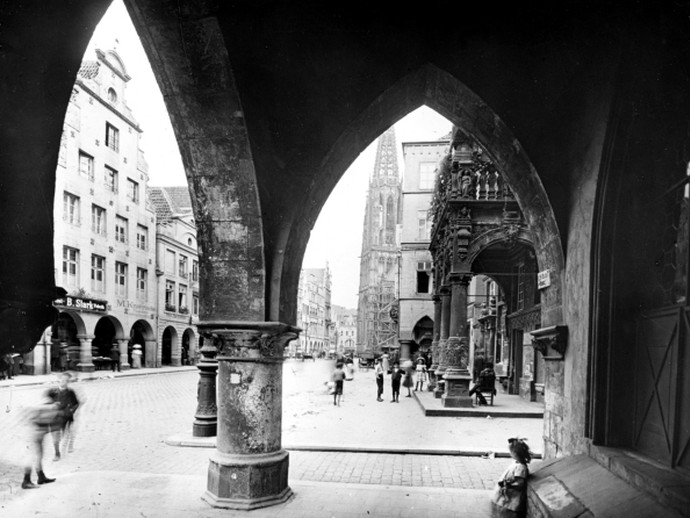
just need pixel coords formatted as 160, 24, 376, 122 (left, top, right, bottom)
414, 357, 427, 391
381, 352, 390, 374
331, 362, 345, 406
47, 371, 80, 460
21, 391, 59, 489
4, 353, 15, 379
402, 360, 414, 397
374, 358, 384, 401
110, 345, 120, 372
390, 361, 402, 402
490, 437, 532, 517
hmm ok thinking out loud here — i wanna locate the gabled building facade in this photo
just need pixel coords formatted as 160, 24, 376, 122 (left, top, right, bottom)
148, 186, 200, 366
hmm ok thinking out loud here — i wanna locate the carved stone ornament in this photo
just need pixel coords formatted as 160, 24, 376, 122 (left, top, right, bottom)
199, 322, 299, 362
530, 325, 568, 360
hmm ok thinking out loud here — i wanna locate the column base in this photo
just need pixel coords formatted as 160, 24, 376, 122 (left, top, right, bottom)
120, 363, 131, 371
193, 419, 217, 437
442, 369, 473, 408
204, 449, 291, 510
77, 363, 95, 373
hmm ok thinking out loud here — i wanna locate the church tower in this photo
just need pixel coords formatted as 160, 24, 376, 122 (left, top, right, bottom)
356, 127, 402, 355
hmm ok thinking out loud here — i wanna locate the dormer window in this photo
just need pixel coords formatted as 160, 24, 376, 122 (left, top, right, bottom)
107, 88, 117, 104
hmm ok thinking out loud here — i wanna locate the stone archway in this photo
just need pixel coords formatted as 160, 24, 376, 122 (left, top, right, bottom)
182, 328, 196, 365
130, 319, 154, 368
279, 64, 564, 330
161, 326, 177, 366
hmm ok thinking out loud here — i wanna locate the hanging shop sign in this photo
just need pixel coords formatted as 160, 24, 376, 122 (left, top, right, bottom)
54, 296, 108, 313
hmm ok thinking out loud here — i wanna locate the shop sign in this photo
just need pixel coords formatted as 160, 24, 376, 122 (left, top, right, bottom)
116, 299, 155, 314
54, 296, 108, 313
537, 269, 551, 289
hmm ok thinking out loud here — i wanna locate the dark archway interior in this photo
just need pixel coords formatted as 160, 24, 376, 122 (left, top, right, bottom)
94, 318, 116, 357
161, 327, 174, 366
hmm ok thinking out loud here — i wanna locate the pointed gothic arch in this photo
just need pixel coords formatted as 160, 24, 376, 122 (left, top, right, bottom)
279, 63, 564, 328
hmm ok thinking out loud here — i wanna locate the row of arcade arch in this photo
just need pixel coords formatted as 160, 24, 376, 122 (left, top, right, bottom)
31, 311, 198, 374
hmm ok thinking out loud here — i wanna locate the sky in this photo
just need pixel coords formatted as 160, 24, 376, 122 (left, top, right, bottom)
88, 0, 451, 309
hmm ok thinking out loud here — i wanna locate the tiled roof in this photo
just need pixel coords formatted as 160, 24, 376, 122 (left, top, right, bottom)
147, 186, 192, 221
78, 60, 100, 80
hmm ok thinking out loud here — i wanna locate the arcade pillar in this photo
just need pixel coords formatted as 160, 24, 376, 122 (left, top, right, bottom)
442, 273, 473, 408
76, 335, 94, 372
202, 321, 298, 510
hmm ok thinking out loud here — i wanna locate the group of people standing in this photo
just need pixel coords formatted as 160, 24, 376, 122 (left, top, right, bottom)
374, 356, 428, 403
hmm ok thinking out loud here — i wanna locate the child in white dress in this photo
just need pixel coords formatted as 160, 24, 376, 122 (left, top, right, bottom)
490, 437, 532, 517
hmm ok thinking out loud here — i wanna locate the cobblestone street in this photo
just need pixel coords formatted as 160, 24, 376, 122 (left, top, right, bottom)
0, 362, 542, 512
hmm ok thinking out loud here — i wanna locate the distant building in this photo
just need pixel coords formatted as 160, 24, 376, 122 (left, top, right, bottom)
331, 305, 357, 356
27, 48, 157, 374
148, 186, 200, 366
292, 266, 332, 357
397, 136, 450, 361
25, 48, 198, 375
356, 128, 401, 356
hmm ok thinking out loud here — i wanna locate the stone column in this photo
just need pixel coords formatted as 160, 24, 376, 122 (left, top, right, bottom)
118, 338, 130, 370
76, 335, 94, 372
434, 286, 451, 399
399, 339, 414, 363
428, 294, 442, 391
443, 273, 473, 408
202, 321, 298, 511
145, 338, 157, 368
193, 337, 218, 437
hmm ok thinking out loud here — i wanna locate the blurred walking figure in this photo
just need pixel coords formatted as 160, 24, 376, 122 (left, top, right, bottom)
21, 391, 59, 489
374, 358, 385, 401
331, 363, 345, 406
48, 372, 80, 460
110, 344, 120, 372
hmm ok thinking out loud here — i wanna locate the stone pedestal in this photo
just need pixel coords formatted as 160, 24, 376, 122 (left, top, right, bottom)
131, 344, 142, 369
193, 338, 218, 437
442, 336, 473, 407
205, 450, 290, 510
201, 321, 298, 511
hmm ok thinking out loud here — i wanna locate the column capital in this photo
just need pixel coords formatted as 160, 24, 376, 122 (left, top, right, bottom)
449, 272, 472, 285
432, 294, 441, 303
439, 285, 451, 295
198, 321, 300, 362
